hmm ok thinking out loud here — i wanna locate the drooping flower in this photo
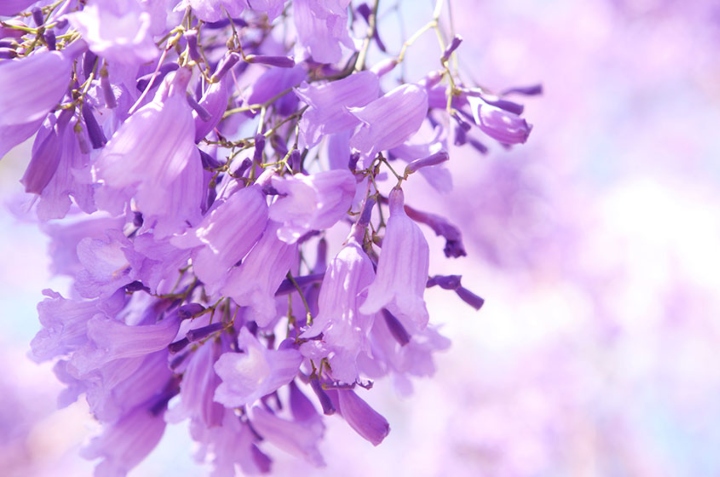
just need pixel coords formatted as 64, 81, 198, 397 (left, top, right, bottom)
214, 327, 302, 407
220, 221, 299, 327
269, 169, 357, 243
359, 188, 430, 334
68, 0, 158, 66
350, 84, 429, 166
93, 68, 203, 237
293, 0, 354, 64
0, 44, 82, 158
468, 95, 532, 144
295, 70, 380, 148
300, 228, 376, 383
326, 388, 390, 446
172, 184, 268, 294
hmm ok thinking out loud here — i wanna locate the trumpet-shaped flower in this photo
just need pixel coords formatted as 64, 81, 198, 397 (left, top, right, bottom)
359, 189, 430, 334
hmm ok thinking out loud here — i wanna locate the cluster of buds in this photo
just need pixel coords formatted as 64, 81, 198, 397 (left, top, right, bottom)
1, 0, 537, 475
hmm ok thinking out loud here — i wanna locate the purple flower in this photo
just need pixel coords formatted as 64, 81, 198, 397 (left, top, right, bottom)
295, 71, 380, 147
293, 0, 354, 64
327, 389, 389, 446
81, 403, 167, 477
166, 339, 224, 430
69, 301, 180, 376
300, 231, 375, 383
250, 405, 325, 466
94, 68, 203, 237
363, 318, 451, 396
172, 185, 268, 294
68, 0, 158, 66
0, 46, 77, 158
214, 327, 302, 407
469, 96, 532, 144
350, 84, 429, 165
221, 221, 298, 327
269, 169, 357, 243
359, 189, 430, 334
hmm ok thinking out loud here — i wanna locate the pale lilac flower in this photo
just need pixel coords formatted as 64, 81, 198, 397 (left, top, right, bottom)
69, 303, 180, 376
172, 185, 268, 294
197, 409, 271, 477
295, 71, 380, 147
221, 221, 298, 327
327, 389, 389, 446
214, 327, 302, 407
68, 0, 158, 66
74, 229, 135, 298
19, 109, 73, 195
293, 0, 354, 64
350, 84, 429, 165
300, 230, 375, 383
81, 403, 167, 477
0, 46, 79, 158
362, 318, 450, 396
360, 188, 430, 334
250, 405, 325, 466
94, 68, 203, 236
166, 339, 224, 430
469, 95, 532, 144
269, 169, 356, 243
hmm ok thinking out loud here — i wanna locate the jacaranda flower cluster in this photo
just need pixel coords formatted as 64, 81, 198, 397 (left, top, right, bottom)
1, 1, 536, 475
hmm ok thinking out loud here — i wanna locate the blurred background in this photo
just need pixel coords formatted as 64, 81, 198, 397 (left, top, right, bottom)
2, 0, 720, 475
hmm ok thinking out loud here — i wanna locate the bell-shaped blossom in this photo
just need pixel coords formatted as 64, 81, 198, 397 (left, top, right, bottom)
293, 0, 354, 64
269, 169, 356, 243
68, 0, 158, 66
172, 185, 268, 294
73, 228, 137, 299
126, 233, 193, 295
214, 327, 302, 407
42, 215, 127, 278
70, 306, 180, 376
249, 405, 325, 466
359, 188, 430, 334
30, 289, 124, 362
300, 232, 375, 383
81, 403, 167, 477
194, 78, 230, 142
195, 409, 271, 477
166, 339, 225, 430
468, 96, 532, 144
35, 116, 96, 221
20, 109, 73, 195
87, 349, 173, 423
350, 84, 429, 165
295, 71, 379, 147
326, 389, 389, 446
0, 45, 80, 158
221, 221, 298, 327
94, 68, 203, 236
361, 317, 450, 396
